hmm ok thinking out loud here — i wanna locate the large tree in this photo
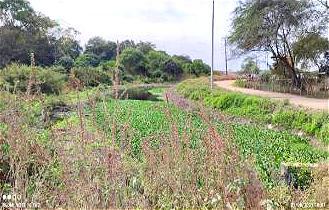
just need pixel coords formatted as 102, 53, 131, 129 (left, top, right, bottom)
293, 33, 329, 69
119, 48, 146, 75
85, 37, 117, 61
55, 28, 82, 61
0, 0, 58, 67
241, 57, 260, 75
136, 41, 155, 54
229, 0, 328, 87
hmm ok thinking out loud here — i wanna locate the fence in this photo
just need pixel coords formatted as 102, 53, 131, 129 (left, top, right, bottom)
236, 75, 329, 99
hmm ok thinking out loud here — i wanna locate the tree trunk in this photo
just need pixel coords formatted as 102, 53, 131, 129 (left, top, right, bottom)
280, 57, 302, 89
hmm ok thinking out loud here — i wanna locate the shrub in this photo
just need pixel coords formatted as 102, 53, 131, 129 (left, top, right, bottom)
74, 54, 100, 67
117, 87, 159, 101
317, 122, 329, 144
176, 78, 211, 100
56, 56, 74, 70
71, 67, 112, 87
0, 64, 67, 94
122, 74, 135, 83
235, 79, 247, 88
272, 109, 296, 128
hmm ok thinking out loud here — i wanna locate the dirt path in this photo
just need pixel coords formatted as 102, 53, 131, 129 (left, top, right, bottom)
215, 80, 328, 111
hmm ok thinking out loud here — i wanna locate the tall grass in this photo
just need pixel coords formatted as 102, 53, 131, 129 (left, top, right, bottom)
0, 83, 268, 208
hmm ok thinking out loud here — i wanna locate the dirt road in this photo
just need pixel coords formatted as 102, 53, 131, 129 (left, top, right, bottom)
215, 80, 328, 111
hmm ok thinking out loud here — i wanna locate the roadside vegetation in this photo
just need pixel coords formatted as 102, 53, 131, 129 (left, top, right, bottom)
177, 78, 329, 145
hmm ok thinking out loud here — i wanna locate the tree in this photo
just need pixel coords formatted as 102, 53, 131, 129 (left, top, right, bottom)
0, 0, 56, 33
319, 52, 329, 75
55, 28, 82, 60
56, 56, 74, 71
164, 59, 183, 80
293, 33, 329, 69
136, 41, 155, 54
240, 57, 260, 74
0, 0, 58, 67
85, 37, 117, 61
119, 40, 136, 52
172, 55, 193, 73
74, 54, 100, 67
119, 48, 146, 75
229, 0, 328, 87
145, 50, 170, 78
190, 59, 211, 76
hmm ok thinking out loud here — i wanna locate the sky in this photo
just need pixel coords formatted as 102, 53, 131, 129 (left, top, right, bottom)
28, 0, 268, 71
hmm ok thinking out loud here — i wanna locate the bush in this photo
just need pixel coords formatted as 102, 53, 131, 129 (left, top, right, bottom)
0, 64, 67, 94
74, 54, 100, 67
56, 56, 74, 71
317, 123, 329, 144
122, 74, 135, 83
235, 79, 247, 88
117, 87, 159, 101
71, 67, 112, 87
272, 109, 296, 128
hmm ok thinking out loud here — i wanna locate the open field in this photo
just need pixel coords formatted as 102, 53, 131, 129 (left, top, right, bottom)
1, 80, 328, 208
1, 0, 329, 209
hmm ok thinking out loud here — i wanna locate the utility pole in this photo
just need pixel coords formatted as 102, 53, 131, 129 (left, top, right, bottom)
224, 38, 228, 75
211, 0, 214, 89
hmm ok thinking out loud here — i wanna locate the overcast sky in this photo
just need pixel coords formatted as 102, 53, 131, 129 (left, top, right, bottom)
28, 0, 267, 71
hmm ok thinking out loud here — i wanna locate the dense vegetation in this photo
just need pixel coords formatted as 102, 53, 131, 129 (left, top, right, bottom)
177, 78, 329, 144
0, 87, 262, 209
1, 85, 327, 208
0, 0, 210, 87
0, 0, 328, 209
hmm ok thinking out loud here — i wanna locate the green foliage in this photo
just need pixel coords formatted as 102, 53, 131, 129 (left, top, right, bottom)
317, 122, 329, 144
233, 124, 327, 188
55, 28, 82, 60
177, 78, 329, 144
146, 51, 169, 74
0, 0, 58, 67
117, 87, 160, 101
234, 79, 247, 88
101, 60, 116, 71
229, 0, 327, 83
0, 64, 67, 94
176, 78, 211, 100
74, 54, 100, 67
56, 56, 74, 71
260, 70, 272, 82
95, 100, 205, 156
71, 67, 112, 87
293, 33, 329, 68
85, 37, 117, 61
241, 57, 260, 74
185, 59, 211, 76
136, 41, 155, 54
119, 48, 146, 75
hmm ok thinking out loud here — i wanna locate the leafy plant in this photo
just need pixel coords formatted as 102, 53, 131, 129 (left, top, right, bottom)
0, 63, 67, 94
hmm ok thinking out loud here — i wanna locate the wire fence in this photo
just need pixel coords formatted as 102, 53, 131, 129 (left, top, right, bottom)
236, 76, 329, 99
